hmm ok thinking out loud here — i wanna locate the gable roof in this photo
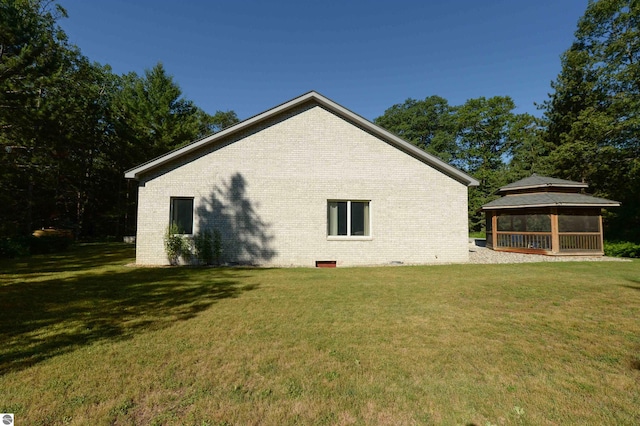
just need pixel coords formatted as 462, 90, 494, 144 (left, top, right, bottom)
499, 173, 587, 192
124, 91, 479, 186
482, 192, 621, 210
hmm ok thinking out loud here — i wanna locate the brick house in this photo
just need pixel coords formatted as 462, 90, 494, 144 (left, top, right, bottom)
125, 91, 478, 266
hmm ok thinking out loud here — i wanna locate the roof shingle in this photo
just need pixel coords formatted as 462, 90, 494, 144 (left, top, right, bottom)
482, 192, 620, 209
499, 173, 587, 192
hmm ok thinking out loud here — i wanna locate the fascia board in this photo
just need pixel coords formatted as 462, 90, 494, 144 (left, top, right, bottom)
500, 183, 588, 192
482, 202, 621, 210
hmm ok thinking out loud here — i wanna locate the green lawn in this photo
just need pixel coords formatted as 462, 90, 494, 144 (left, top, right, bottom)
1, 244, 639, 425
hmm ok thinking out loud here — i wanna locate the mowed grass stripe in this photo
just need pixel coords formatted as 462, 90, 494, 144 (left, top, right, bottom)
0, 244, 638, 425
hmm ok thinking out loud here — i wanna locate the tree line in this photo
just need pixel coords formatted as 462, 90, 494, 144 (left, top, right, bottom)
1, 0, 637, 243
375, 0, 639, 242
0, 0, 238, 239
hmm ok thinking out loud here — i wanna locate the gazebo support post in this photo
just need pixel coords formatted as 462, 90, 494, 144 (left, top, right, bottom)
599, 214, 604, 254
551, 208, 560, 254
491, 212, 497, 249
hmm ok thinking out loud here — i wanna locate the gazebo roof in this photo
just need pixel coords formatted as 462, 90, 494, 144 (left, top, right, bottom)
482, 192, 621, 210
499, 173, 588, 192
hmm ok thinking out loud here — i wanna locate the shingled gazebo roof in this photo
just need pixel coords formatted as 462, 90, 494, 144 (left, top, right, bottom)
498, 173, 587, 192
482, 192, 621, 209
482, 174, 620, 210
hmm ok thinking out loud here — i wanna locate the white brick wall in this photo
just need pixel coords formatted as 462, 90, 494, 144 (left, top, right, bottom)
135, 103, 470, 266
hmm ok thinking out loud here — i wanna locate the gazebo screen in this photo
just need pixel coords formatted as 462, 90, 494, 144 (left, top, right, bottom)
557, 208, 602, 252
497, 213, 551, 232
487, 207, 603, 254
491, 210, 552, 251
558, 209, 600, 233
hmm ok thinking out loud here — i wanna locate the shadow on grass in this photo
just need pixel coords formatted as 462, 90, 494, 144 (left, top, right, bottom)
622, 284, 640, 291
622, 275, 640, 291
0, 244, 259, 375
0, 243, 136, 275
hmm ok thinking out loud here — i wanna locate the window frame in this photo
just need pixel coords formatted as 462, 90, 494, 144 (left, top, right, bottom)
327, 200, 372, 240
169, 197, 194, 235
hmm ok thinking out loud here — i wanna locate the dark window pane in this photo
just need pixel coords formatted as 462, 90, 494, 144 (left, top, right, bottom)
351, 202, 369, 236
337, 202, 347, 235
171, 198, 194, 234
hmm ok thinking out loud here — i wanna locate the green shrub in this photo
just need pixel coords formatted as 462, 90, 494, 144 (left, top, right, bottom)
604, 241, 640, 258
0, 237, 30, 258
163, 224, 193, 265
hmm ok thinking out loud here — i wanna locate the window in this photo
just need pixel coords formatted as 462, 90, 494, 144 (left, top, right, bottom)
170, 197, 194, 234
327, 201, 370, 237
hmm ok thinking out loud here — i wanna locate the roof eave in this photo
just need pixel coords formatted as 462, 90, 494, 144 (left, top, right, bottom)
124, 92, 320, 180
482, 202, 621, 210
311, 96, 479, 186
499, 183, 588, 192
124, 91, 479, 187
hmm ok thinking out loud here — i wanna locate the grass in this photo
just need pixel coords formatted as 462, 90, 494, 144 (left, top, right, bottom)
1, 244, 639, 425
469, 231, 486, 239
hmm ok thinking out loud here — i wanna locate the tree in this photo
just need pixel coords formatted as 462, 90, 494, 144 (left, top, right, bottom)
210, 110, 241, 133
504, 114, 550, 180
374, 96, 458, 163
376, 94, 541, 232
455, 96, 517, 173
543, 0, 640, 241
110, 63, 238, 168
107, 63, 240, 236
41, 56, 118, 237
455, 96, 533, 231
0, 2, 240, 240
0, 0, 70, 235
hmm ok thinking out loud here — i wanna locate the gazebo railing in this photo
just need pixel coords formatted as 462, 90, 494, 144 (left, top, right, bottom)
494, 231, 602, 253
559, 232, 601, 252
495, 232, 551, 250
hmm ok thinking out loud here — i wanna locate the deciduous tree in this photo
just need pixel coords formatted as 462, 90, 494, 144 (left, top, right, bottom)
376, 95, 539, 231
374, 96, 458, 163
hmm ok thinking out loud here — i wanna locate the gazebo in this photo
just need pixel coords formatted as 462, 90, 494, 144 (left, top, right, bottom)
482, 174, 620, 255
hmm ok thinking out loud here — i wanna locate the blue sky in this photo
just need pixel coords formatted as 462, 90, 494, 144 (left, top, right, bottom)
58, 0, 588, 121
